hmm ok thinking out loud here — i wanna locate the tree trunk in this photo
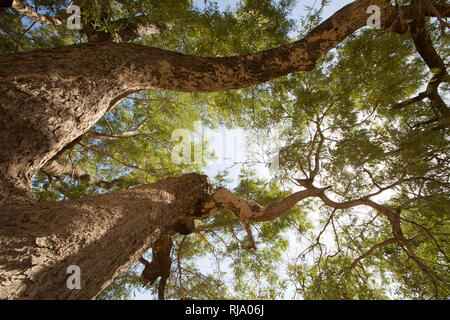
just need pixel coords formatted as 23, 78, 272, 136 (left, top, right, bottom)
0, 173, 213, 299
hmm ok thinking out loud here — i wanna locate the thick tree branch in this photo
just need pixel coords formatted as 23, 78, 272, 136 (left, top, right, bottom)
0, 173, 214, 299
409, 1, 449, 117
41, 159, 101, 184
11, 1, 162, 42
198, 186, 329, 250
201, 186, 328, 224
3, 1, 449, 93
1, 0, 448, 299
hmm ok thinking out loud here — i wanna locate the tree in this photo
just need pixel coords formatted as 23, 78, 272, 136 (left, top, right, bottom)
0, 0, 449, 299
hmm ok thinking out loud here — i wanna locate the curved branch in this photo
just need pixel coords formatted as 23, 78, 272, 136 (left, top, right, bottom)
201, 186, 328, 224
294, 177, 405, 240
106, 90, 142, 113
4, 1, 449, 93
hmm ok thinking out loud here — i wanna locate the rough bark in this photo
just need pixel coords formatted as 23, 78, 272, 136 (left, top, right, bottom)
0, 173, 213, 299
200, 186, 328, 223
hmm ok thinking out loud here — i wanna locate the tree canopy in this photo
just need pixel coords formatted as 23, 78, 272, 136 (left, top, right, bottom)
0, 0, 449, 300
